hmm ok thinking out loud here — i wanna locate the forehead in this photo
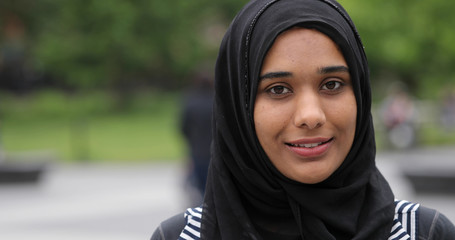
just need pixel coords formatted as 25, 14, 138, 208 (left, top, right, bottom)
260, 28, 347, 72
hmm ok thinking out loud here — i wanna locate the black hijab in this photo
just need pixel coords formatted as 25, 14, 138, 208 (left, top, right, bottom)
202, 0, 395, 239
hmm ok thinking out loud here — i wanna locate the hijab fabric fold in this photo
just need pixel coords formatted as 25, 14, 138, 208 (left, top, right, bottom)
202, 0, 395, 239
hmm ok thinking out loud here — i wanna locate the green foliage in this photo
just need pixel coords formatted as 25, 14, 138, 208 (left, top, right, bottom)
14, 0, 247, 89
2, 0, 455, 99
339, 0, 455, 99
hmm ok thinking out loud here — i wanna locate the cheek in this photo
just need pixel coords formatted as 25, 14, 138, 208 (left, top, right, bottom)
325, 94, 357, 137
254, 104, 271, 141
346, 97, 357, 132
254, 101, 289, 143
335, 96, 357, 139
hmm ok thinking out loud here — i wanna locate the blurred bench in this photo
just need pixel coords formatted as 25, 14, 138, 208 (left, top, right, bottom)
404, 170, 455, 194
0, 162, 46, 183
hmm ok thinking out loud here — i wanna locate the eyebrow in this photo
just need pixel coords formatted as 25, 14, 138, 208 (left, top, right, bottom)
259, 71, 292, 80
259, 65, 349, 81
318, 65, 349, 74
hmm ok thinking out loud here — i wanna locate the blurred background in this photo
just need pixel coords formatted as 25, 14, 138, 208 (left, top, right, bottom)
1, 0, 455, 239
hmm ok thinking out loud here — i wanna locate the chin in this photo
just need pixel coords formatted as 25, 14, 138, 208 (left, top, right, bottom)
293, 173, 329, 184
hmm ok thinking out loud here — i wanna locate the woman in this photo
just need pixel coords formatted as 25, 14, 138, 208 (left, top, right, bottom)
152, 0, 455, 239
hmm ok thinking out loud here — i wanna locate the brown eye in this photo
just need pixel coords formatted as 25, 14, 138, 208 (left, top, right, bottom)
269, 85, 291, 95
271, 86, 286, 94
266, 85, 292, 98
322, 81, 342, 90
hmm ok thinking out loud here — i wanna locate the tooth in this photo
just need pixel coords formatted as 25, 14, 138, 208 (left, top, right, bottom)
298, 143, 321, 148
290, 142, 323, 148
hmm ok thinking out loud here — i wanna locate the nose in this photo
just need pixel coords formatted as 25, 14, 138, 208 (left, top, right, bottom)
293, 92, 326, 129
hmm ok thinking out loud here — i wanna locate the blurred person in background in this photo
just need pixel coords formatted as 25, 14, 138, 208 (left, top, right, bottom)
152, 0, 455, 239
180, 71, 214, 206
441, 87, 455, 130
0, 13, 27, 92
0, 13, 44, 93
380, 82, 418, 149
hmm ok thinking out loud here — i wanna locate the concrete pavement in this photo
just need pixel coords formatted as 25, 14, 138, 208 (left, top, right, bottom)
1, 147, 454, 239
0, 163, 188, 239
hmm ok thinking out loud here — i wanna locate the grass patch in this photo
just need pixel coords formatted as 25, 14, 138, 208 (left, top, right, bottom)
1, 89, 187, 162
417, 125, 455, 146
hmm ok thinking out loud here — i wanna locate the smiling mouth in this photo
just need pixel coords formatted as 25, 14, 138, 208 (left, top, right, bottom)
285, 138, 333, 148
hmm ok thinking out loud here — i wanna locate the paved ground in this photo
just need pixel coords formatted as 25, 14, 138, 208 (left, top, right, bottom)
376, 146, 455, 224
0, 163, 188, 239
1, 147, 454, 239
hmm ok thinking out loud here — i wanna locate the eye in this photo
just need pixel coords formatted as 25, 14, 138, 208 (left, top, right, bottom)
321, 81, 343, 91
267, 85, 292, 95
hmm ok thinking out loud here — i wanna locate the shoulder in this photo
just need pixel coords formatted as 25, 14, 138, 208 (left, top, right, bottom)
418, 205, 455, 240
151, 212, 186, 240
392, 199, 455, 240
150, 207, 203, 240
391, 200, 420, 239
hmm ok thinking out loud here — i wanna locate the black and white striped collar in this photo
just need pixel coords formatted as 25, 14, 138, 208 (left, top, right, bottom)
178, 200, 420, 240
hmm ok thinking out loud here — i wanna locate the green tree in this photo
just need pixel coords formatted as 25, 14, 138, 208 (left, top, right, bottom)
4, 0, 455, 100
1, 0, 245, 91
340, 0, 455, 98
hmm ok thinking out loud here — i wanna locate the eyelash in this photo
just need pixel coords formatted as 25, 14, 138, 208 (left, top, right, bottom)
321, 80, 345, 92
267, 85, 292, 95
265, 80, 345, 97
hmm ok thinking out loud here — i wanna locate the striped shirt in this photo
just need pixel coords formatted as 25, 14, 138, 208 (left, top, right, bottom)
389, 200, 420, 240
178, 200, 419, 240
178, 207, 202, 240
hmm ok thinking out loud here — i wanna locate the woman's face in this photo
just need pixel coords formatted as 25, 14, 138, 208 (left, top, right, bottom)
254, 28, 356, 184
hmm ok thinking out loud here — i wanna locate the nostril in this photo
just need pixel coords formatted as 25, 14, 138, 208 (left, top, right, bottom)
294, 109, 326, 129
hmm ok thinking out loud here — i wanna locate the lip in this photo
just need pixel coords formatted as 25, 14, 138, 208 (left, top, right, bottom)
285, 137, 333, 158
